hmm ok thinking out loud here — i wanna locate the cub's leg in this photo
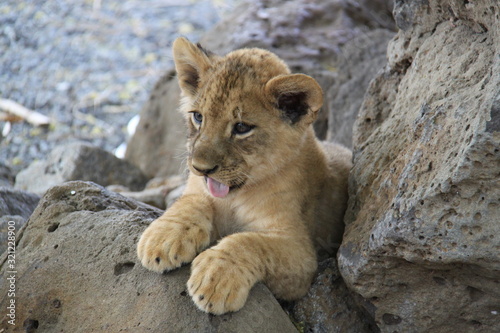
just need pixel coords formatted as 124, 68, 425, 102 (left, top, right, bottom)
137, 194, 213, 273
188, 230, 317, 314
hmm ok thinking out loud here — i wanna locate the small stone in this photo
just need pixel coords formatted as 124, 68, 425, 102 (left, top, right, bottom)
15, 141, 149, 195
52, 299, 62, 308
382, 313, 402, 325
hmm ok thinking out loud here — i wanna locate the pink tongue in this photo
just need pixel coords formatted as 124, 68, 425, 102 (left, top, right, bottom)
207, 177, 230, 198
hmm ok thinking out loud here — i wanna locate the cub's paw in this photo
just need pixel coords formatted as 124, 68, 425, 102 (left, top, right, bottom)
137, 219, 210, 273
188, 249, 254, 315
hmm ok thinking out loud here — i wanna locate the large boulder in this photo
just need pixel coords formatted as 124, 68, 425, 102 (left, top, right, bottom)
124, 72, 187, 178
15, 141, 149, 195
125, 0, 395, 178
0, 181, 298, 332
338, 1, 500, 332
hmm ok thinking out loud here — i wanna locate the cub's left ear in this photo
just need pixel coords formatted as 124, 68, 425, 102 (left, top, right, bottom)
265, 74, 323, 125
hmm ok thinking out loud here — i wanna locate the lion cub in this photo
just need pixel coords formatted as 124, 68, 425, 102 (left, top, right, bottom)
137, 37, 352, 315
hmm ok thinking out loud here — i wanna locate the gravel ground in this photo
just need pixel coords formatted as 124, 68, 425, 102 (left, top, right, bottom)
0, 0, 240, 176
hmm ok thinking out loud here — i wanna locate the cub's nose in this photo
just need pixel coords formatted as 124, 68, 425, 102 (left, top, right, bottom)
192, 164, 218, 175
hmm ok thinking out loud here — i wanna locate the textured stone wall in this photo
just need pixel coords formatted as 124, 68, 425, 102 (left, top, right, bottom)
338, 1, 499, 332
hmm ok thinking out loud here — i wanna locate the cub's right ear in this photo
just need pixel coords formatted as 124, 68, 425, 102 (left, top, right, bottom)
172, 37, 213, 97
265, 74, 323, 126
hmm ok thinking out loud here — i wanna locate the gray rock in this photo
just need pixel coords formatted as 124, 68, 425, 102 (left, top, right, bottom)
108, 186, 168, 209
125, 72, 187, 178
15, 141, 149, 195
0, 181, 298, 332
0, 187, 40, 254
0, 187, 40, 219
201, 0, 395, 72
291, 258, 376, 333
338, 1, 500, 332
0, 163, 14, 188
108, 175, 186, 209
326, 29, 394, 148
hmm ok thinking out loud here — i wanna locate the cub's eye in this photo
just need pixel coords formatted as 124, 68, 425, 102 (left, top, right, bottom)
233, 122, 254, 135
191, 111, 203, 125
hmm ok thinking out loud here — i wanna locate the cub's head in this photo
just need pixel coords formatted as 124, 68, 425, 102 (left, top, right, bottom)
172, 37, 323, 198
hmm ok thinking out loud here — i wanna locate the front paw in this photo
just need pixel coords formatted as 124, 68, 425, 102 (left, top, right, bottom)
187, 249, 255, 315
137, 218, 210, 273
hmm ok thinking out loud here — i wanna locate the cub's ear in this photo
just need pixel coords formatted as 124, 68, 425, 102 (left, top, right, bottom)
265, 74, 323, 125
172, 37, 214, 97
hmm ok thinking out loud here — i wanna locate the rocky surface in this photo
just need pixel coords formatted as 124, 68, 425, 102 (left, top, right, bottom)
125, 71, 187, 178
325, 29, 394, 146
0, 187, 40, 253
125, 0, 396, 178
338, 1, 500, 332
15, 141, 149, 195
0, 188, 39, 219
0, 163, 15, 188
108, 174, 186, 209
0, 181, 298, 332
290, 258, 376, 333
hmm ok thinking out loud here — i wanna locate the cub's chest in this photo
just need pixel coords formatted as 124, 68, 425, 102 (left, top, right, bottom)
211, 200, 243, 238
211, 195, 270, 238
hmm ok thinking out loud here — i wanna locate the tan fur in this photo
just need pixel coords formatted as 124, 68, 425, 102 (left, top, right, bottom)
137, 37, 352, 315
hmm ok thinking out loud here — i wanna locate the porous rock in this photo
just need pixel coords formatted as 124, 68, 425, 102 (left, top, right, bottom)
15, 141, 149, 195
338, 1, 500, 332
0, 181, 298, 332
290, 258, 376, 333
125, 0, 395, 178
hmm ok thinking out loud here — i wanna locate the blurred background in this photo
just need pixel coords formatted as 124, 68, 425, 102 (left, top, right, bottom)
0, 0, 241, 174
